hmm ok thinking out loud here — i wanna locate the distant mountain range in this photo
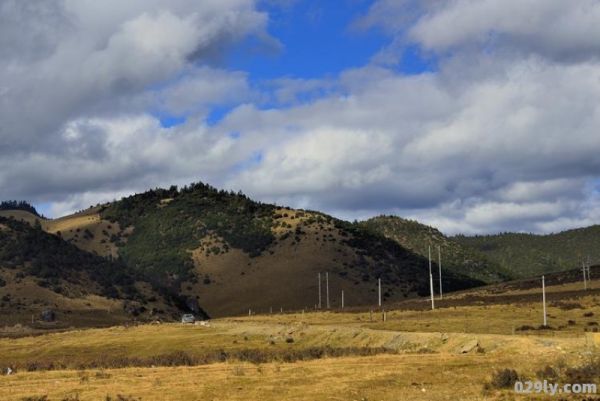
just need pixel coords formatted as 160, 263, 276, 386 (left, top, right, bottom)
0, 181, 597, 324
359, 216, 511, 283
453, 227, 600, 278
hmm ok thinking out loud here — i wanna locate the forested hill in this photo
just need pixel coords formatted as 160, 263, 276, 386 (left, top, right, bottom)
1, 182, 485, 318
359, 216, 511, 283
96, 183, 484, 316
453, 225, 600, 278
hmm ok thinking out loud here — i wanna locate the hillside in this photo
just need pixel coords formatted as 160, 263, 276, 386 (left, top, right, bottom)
1, 183, 483, 318
453, 225, 600, 278
0, 216, 181, 330
359, 216, 511, 283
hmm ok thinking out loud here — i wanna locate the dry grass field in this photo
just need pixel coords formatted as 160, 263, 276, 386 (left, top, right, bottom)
0, 279, 599, 401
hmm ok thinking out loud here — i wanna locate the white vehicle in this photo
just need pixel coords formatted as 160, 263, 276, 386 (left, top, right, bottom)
181, 314, 195, 324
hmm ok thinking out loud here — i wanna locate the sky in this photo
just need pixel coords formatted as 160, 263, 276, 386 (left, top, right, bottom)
2, 0, 600, 235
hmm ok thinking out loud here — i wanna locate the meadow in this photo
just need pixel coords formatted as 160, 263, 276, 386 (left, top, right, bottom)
0, 279, 598, 401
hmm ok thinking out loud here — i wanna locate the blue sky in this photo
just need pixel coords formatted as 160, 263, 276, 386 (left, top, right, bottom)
231, 1, 386, 79
158, 0, 435, 128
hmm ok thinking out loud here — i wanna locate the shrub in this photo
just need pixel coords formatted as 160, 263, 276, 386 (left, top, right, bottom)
564, 358, 600, 383
489, 369, 519, 388
536, 365, 558, 379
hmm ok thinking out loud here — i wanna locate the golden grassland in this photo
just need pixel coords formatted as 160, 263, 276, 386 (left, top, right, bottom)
1, 352, 590, 401
0, 280, 599, 401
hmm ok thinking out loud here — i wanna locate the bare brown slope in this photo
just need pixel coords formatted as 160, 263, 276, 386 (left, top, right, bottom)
186, 208, 422, 316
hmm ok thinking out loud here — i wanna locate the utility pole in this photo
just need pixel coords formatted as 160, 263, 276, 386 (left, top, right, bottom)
341, 290, 344, 309
326, 272, 330, 309
378, 278, 382, 307
586, 256, 592, 284
318, 273, 322, 309
583, 261, 588, 291
429, 245, 435, 310
542, 275, 547, 327
438, 245, 443, 300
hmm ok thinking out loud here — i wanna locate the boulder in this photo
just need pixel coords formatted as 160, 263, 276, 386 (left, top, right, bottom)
459, 339, 480, 354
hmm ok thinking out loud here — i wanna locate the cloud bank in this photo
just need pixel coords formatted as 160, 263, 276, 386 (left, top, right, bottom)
2, 0, 600, 234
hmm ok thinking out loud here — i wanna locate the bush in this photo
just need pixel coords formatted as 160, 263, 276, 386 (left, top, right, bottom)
489, 369, 519, 388
564, 358, 600, 383
536, 365, 558, 379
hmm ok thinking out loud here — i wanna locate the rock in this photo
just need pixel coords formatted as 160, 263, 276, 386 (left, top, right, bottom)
459, 339, 480, 354
40, 309, 55, 322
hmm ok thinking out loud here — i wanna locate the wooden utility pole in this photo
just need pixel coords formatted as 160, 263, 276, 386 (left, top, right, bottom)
429, 245, 435, 310
326, 272, 330, 309
583, 261, 588, 290
438, 245, 443, 300
341, 290, 344, 309
542, 276, 547, 327
378, 278, 382, 307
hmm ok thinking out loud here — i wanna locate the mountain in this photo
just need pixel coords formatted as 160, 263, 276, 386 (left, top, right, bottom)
0, 183, 483, 318
453, 226, 600, 278
358, 216, 511, 283
0, 216, 182, 329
